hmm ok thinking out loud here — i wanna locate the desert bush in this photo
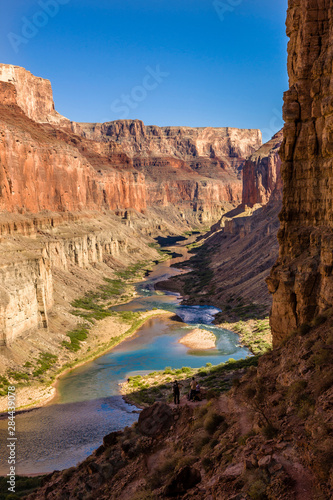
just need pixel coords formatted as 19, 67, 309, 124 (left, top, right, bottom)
193, 432, 210, 453
313, 371, 333, 397
176, 455, 197, 470
311, 314, 327, 327
202, 456, 214, 472
310, 347, 331, 368
287, 380, 307, 402
33, 352, 58, 377
204, 412, 226, 434
247, 479, 267, 500
206, 389, 219, 400
261, 423, 278, 439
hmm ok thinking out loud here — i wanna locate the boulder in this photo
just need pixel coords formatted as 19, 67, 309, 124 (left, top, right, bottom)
164, 465, 201, 496
138, 402, 173, 437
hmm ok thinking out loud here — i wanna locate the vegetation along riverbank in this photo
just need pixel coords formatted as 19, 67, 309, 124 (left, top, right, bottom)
0, 250, 175, 413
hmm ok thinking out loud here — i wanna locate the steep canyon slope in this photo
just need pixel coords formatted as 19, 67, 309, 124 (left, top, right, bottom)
0, 63, 263, 349
27, 2, 333, 498
158, 130, 283, 310
71, 121, 262, 221
267, 0, 333, 345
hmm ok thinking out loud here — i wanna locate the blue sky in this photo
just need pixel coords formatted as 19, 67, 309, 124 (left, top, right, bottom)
1, 0, 288, 141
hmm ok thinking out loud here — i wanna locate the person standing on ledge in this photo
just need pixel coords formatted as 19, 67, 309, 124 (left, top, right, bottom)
173, 380, 180, 405
190, 377, 197, 402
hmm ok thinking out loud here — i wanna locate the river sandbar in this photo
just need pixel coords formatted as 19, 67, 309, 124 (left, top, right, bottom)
178, 328, 216, 349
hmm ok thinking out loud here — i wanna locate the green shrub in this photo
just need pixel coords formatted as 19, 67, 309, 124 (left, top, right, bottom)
311, 315, 327, 327
310, 348, 331, 368
62, 326, 89, 352
247, 479, 267, 500
181, 366, 192, 373
33, 352, 58, 377
7, 371, 29, 382
193, 433, 210, 453
204, 412, 226, 434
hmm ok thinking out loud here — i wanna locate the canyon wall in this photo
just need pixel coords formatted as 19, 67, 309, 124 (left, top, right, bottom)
267, 0, 333, 345
161, 132, 284, 309
72, 120, 262, 219
0, 63, 263, 344
0, 64, 69, 125
0, 81, 147, 214
0, 64, 263, 224
242, 130, 283, 208
0, 210, 170, 346
72, 120, 261, 162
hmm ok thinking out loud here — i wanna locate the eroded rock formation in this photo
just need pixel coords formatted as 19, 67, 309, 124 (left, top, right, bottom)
0, 64, 69, 125
0, 63, 263, 224
267, 0, 333, 345
242, 130, 283, 208
72, 120, 261, 162
72, 120, 262, 220
0, 82, 147, 214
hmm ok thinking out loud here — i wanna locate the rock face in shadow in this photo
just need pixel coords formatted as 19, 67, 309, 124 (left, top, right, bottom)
137, 402, 173, 436
267, 0, 333, 345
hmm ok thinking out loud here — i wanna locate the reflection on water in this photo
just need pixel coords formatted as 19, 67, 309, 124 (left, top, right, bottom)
0, 397, 138, 475
0, 247, 250, 474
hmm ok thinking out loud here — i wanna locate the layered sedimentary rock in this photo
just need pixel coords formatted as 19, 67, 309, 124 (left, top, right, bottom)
0, 81, 146, 213
158, 128, 284, 309
0, 208, 175, 345
0, 63, 263, 224
72, 120, 261, 163
267, 0, 333, 345
242, 130, 283, 207
73, 120, 262, 220
0, 64, 69, 125
0, 63, 262, 344
132, 155, 242, 222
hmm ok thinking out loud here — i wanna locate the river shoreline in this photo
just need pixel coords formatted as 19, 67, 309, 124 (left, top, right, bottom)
0, 309, 174, 417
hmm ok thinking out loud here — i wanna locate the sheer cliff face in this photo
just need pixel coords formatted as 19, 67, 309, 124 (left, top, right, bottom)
268, 0, 333, 345
73, 120, 261, 163
0, 81, 146, 213
0, 64, 261, 220
242, 130, 283, 208
73, 120, 262, 218
0, 64, 69, 125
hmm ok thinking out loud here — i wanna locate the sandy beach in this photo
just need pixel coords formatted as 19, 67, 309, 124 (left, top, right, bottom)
178, 328, 216, 349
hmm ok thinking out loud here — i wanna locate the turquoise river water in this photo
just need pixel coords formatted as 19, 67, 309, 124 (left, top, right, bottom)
0, 248, 250, 475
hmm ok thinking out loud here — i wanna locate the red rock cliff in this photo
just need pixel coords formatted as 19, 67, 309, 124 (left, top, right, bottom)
72, 120, 262, 163
268, 0, 333, 345
242, 130, 283, 208
0, 64, 263, 222
72, 120, 262, 219
0, 64, 69, 125
0, 81, 146, 213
